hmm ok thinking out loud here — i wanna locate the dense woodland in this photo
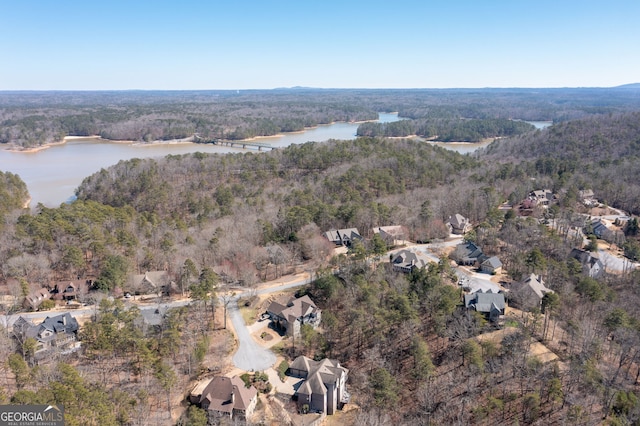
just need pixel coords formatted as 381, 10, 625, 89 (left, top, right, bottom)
357, 117, 535, 141
1, 90, 640, 424
2, 87, 640, 147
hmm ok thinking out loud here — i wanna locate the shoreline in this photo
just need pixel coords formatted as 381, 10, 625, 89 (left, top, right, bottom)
420, 136, 497, 145
4, 135, 199, 153
1, 116, 382, 152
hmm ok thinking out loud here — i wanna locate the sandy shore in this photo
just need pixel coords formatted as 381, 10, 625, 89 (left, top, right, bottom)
5, 139, 67, 153
3, 116, 376, 152
4, 135, 198, 153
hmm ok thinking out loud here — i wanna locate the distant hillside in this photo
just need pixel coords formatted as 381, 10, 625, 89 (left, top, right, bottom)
480, 111, 640, 213
0, 171, 29, 226
481, 111, 640, 162
614, 83, 640, 89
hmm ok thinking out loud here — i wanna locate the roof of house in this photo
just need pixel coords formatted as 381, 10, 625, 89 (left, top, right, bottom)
531, 189, 553, 199
267, 295, 319, 324
521, 273, 553, 299
324, 230, 341, 242
291, 356, 348, 397
569, 248, 604, 277
569, 248, 600, 266
464, 292, 505, 313
324, 228, 362, 243
200, 376, 257, 413
25, 287, 51, 303
138, 305, 169, 326
51, 279, 88, 300
579, 189, 594, 199
25, 313, 79, 340
454, 242, 484, 263
12, 316, 35, 335
391, 249, 433, 270
481, 256, 503, 269
132, 271, 169, 289
464, 278, 502, 294
447, 214, 468, 228
373, 225, 404, 237
590, 219, 609, 235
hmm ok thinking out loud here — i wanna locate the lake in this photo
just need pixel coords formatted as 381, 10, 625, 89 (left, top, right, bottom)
423, 120, 552, 154
0, 115, 551, 207
0, 113, 400, 207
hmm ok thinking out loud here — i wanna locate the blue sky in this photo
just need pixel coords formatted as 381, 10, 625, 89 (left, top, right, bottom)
1, 0, 638, 90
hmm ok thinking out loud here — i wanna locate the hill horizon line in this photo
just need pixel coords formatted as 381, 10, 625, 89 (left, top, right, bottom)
1, 83, 639, 93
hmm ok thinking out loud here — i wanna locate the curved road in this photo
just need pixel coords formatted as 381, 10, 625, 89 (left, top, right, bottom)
229, 273, 311, 371
0, 274, 310, 374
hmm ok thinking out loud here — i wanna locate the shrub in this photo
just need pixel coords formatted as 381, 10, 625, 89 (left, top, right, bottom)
39, 300, 56, 311
277, 360, 289, 382
240, 373, 251, 387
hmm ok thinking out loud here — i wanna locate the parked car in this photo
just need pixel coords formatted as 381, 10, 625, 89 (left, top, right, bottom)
259, 312, 270, 322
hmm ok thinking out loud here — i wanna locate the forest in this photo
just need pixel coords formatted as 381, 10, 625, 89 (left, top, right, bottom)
356, 117, 536, 141
2, 87, 640, 148
1, 89, 640, 424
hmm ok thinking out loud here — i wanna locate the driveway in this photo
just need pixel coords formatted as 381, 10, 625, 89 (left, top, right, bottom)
229, 294, 277, 371
229, 273, 311, 372
598, 249, 638, 272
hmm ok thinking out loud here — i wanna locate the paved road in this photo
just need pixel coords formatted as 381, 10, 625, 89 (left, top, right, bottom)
229, 274, 311, 371
0, 299, 192, 329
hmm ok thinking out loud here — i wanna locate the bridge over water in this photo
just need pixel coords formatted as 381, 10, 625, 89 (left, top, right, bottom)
194, 134, 276, 151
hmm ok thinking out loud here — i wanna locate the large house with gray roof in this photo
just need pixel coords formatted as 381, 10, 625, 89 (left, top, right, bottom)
446, 214, 471, 235
267, 295, 321, 337
130, 271, 172, 295
480, 256, 503, 275
372, 225, 406, 245
452, 242, 484, 266
464, 292, 506, 322
511, 273, 554, 310
289, 356, 349, 415
323, 228, 362, 247
569, 248, 604, 278
390, 249, 433, 273
14, 313, 80, 361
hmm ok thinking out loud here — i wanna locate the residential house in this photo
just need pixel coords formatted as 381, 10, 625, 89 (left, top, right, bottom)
569, 248, 604, 278
390, 249, 433, 273
451, 242, 484, 266
512, 273, 554, 310
461, 278, 503, 295
289, 356, 349, 415
589, 218, 611, 240
199, 376, 258, 420
464, 292, 506, 322
134, 305, 169, 333
14, 313, 80, 361
480, 256, 503, 275
130, 271, 171, 295
51, 279, 89, 301
579, 189, 596, 206
528, 189, 555, 206
267, 295, 321, 337
372, 225, 406, 246
23, 287, 51, 311
323, 228, 363, 247
446, 214, 471, 235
